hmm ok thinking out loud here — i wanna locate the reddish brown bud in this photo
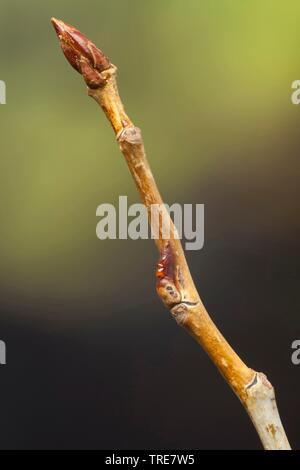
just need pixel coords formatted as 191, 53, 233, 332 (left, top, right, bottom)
156, 242, 181, 307
156, 242, 175, 282
51, 18, 111, 87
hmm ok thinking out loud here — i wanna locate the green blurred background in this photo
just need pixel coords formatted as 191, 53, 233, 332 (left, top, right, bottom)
0, 0, 299, 449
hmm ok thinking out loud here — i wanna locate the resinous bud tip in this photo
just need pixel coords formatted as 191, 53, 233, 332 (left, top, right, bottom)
51, 17, 111, 86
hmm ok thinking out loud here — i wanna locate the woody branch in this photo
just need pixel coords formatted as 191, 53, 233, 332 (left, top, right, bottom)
51, 18, 291, 450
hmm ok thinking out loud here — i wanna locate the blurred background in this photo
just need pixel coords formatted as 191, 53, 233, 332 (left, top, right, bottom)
0, 0, 299, 449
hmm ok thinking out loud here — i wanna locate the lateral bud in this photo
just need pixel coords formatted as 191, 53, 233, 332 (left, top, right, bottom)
156, 242, 181, 308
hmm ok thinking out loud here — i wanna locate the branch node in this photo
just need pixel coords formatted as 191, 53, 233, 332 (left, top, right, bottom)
171, 303, 189, 326
117, 126, 143, 146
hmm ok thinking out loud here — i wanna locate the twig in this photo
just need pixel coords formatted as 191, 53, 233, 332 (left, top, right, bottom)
51, 18, 291, 450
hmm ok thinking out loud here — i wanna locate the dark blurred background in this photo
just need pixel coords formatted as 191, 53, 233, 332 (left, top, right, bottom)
0, 0, 299, 449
